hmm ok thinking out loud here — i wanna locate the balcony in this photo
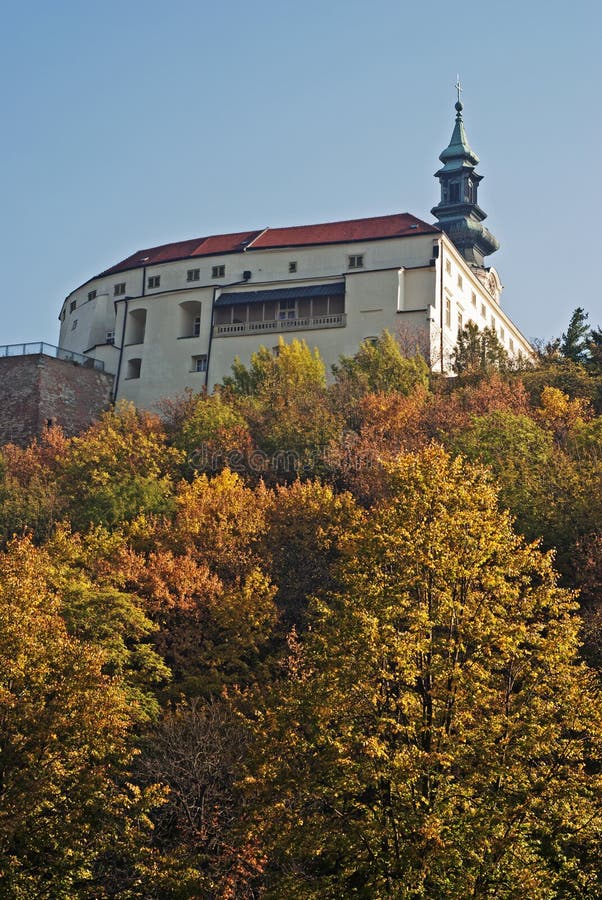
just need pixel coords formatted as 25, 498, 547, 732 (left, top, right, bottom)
213, 313, 346, 338
0, 342, 105, 371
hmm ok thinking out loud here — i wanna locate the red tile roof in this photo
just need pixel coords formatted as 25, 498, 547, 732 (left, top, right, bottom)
100, 231, 263, 276
248, 213, 438, 249
97, 213, 437, 278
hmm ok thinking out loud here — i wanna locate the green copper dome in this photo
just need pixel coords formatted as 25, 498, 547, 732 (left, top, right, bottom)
431, 95, 499, 268
438, 101, 480, 171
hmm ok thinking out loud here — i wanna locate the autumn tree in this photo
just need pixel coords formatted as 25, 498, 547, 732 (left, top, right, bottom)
57, 401, 182, 530
0, 536, 159, 898
243, 448, 602, 899
260, 479, 361, 626
332, 330, 429, 421
223, 338, 342, 478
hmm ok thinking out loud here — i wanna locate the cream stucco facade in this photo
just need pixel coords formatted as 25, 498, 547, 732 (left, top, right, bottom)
57, 221, 532, 411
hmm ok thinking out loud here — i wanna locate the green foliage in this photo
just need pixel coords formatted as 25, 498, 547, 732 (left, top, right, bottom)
57, 402, 182, 530
174, 388, 251, 467
452, 321, 511, 376
225, 337, 327, 397
46, 525, 171, 719
333, 329, 430, 400
561, 307, 590, 363
225, 338, 342, 476
243, 448, 602, 898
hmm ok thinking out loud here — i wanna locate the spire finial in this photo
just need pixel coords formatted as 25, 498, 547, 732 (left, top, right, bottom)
454, 75, 463, 115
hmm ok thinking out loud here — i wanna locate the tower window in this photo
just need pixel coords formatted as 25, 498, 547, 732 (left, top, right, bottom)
71, 318, 78, 331
114, 282, 126, 296
70, 300, 77, 312
289, 261, 297, 273
348, 254, 364, 269
187, 268, 200, 282
88, 290, 97, 302
147, 275, 160, 289
212, 265, 226, 278
449, 182, 460, 203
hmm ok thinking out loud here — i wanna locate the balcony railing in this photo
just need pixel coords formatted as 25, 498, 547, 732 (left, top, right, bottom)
0, 342, 105, 371
214, 313, 346, 338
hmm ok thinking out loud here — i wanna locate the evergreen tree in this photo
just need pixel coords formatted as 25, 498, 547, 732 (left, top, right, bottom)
560, 307, 590, 363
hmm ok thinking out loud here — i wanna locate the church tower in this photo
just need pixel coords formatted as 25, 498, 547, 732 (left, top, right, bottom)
431, 86, 499, 269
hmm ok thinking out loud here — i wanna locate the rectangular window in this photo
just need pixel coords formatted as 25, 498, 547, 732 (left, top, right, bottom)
187, 268, 200, 282
457, 274, 463, 289
71, 318, 78, 330
147, 275, 160, 289
457, 311, 463, 332
445, 259, 451, 275
449, 182, 460, 202
192, 354, 207, 372
106, 331, 115, 345
348, 254, 364, 269
193, 315, 201, 337
88, 290, 97, 302
491, 315, 496, 332
212, 265, 225, 278
481, 303, 486, 318
500, 326, 505, 342
70, 300, 77, 312
509, 337, 514, 352
278, 299, 296, 320
445, 298, 451, 328
471, 291, 477, 306
289, 261, 297, 273
114, 282, 126, 296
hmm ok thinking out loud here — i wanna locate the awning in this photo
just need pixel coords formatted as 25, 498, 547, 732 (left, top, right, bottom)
215, 282, 345, 307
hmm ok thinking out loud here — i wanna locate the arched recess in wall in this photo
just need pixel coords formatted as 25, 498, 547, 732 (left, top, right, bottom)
126, 357, 142, 380
179, 300, 202, 338
125, 308, 147, 345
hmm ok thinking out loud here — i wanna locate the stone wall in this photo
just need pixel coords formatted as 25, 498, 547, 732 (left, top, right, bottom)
0, 354, 114, 446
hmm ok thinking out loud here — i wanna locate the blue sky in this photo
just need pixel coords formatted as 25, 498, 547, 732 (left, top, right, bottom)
1, 0, 600, 348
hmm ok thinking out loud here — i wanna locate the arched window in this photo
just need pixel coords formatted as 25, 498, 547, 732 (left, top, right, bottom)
179, 300, 202, 338
125, 308, 147, 345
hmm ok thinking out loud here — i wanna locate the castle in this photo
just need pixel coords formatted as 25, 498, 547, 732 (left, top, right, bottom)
1, 96, 533, 442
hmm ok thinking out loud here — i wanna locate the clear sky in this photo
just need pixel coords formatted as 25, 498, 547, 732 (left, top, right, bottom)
1, 0, 600, 349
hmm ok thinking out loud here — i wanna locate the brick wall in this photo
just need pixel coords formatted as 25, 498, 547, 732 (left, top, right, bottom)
0, 354, 114, 446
